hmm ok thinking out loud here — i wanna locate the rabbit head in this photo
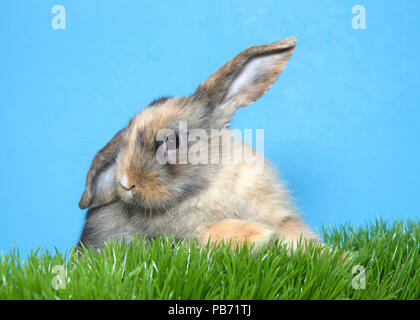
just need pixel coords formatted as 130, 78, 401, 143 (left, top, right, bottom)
79, 37, 297, 212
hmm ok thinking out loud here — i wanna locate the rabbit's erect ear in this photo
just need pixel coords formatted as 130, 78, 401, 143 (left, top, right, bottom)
193, 37, 297, 125
79, 129, 124, 210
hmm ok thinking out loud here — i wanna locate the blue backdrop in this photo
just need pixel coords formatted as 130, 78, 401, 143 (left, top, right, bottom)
1, 0, 419, 257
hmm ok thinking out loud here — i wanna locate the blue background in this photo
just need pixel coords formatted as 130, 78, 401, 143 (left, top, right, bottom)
1, 1, 419, 257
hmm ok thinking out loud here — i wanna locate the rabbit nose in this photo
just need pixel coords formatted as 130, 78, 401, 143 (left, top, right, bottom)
120, 174, 135, 191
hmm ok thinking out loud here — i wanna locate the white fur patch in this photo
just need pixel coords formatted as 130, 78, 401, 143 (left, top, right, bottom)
225, 54, 276, 102
95, 164, 117, 199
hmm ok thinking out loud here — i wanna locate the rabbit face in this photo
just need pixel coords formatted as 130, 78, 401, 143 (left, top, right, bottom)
114, 96, 214, 210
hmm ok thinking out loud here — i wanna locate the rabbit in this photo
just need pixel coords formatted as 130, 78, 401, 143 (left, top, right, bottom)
77, 36, 322, 252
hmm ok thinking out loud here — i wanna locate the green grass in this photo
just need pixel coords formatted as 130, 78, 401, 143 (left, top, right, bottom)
0, 219, 419, 300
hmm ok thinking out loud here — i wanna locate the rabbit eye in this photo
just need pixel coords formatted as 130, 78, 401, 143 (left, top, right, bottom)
164, 133, 180, 150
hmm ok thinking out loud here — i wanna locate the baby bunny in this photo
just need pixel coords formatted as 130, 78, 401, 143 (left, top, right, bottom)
78, 36, 321, 251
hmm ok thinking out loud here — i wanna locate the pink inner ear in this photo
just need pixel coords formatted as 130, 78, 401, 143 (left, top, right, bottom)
224, 54, 276, 103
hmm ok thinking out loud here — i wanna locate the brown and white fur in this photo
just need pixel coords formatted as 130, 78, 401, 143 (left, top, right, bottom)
78, 37, 321, 251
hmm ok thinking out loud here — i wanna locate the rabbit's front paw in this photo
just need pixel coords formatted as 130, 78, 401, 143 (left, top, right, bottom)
197, 219, 277, 248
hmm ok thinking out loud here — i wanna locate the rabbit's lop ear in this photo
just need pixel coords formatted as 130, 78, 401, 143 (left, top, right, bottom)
193, 37, 297, 126
78, 130, 123, 210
